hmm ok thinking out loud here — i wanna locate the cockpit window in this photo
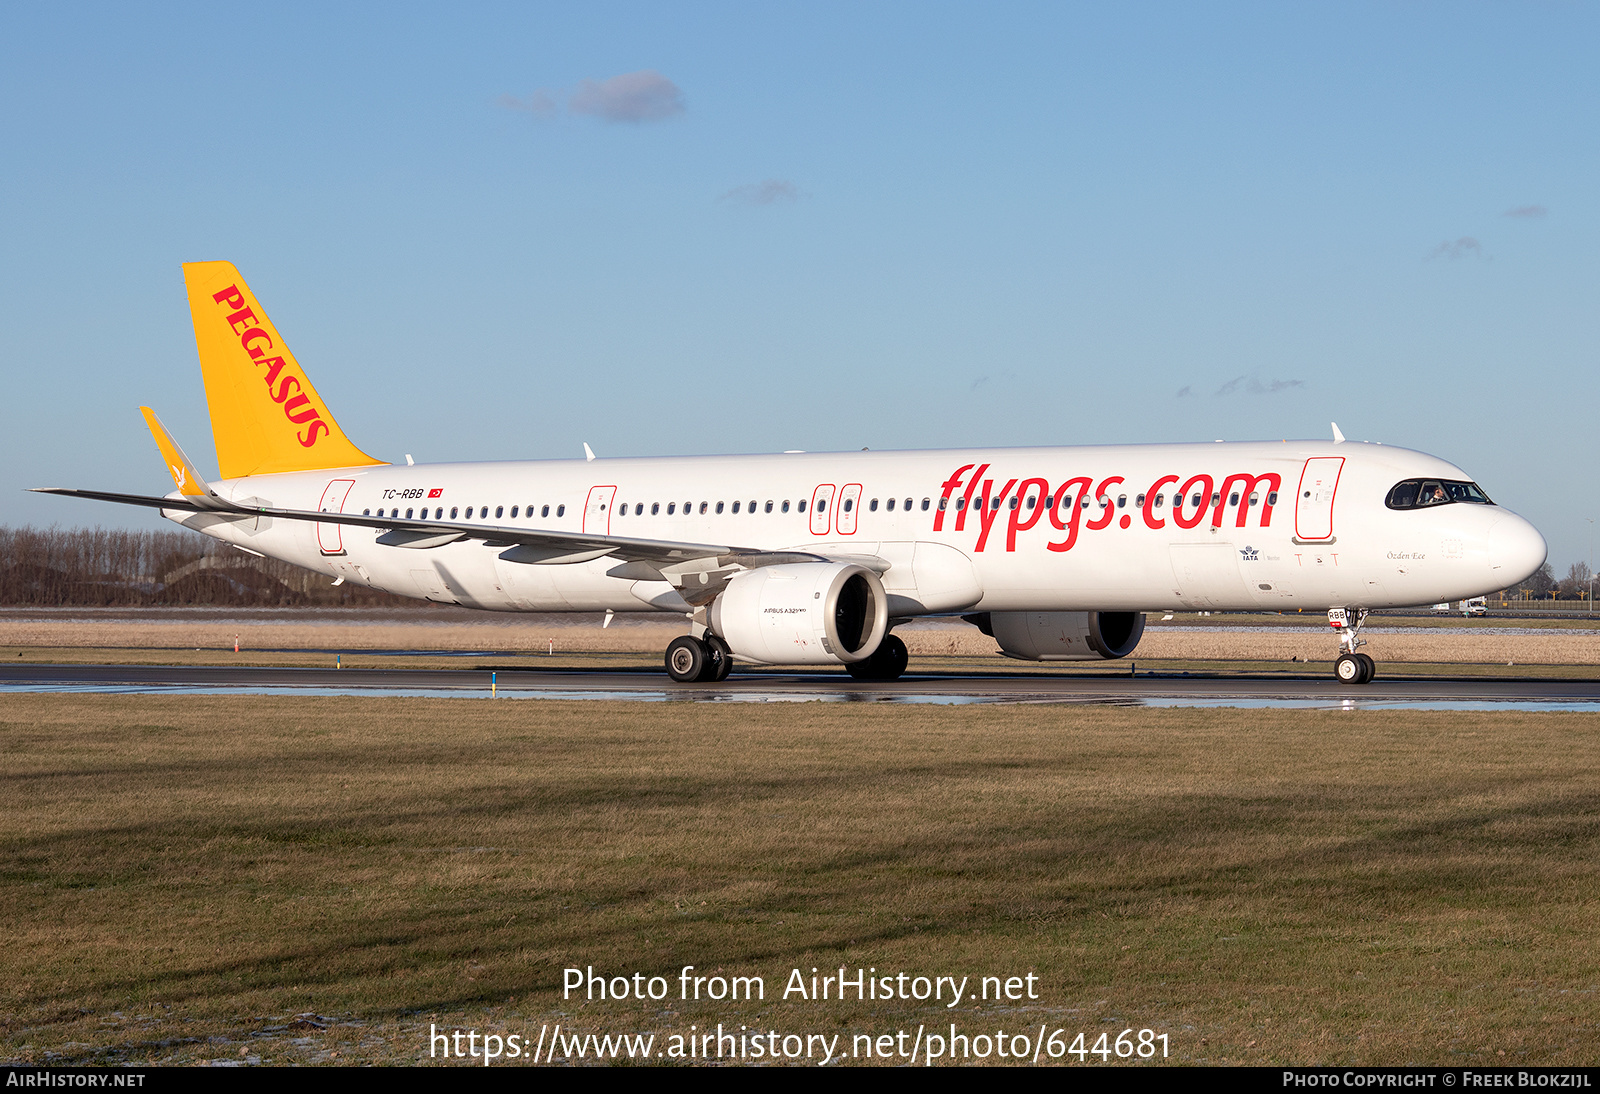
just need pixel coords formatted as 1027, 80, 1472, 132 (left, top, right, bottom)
1386, 479, 1493, 510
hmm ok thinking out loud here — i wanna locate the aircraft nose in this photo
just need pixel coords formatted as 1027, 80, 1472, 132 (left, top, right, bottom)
1488, 513, 1547, 586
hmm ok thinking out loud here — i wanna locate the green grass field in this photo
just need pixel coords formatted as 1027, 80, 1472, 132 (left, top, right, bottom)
2, 695, 1597, 1066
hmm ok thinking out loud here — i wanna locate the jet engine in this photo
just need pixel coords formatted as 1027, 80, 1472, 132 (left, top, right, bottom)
710, 563, 889, 665
966, 611, 1146, 661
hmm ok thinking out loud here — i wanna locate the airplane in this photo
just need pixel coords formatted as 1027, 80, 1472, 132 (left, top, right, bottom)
37, 261, 1548, 686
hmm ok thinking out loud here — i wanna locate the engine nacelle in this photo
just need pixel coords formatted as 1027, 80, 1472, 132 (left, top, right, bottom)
710, 563, 889, 665
967, 611, 1146, 661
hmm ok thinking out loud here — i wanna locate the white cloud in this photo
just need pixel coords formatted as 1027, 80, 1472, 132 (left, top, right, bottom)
1426, 237, 1484, 261
1503, 204, 1548, 219
718, 179, 802, 207
499, 70, 685, 125
568, 70, 685, 123
497, 90, 558, 120
1215, 376, 1305, 397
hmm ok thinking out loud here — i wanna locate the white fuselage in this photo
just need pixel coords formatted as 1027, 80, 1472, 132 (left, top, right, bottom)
170, 441, 1547, 617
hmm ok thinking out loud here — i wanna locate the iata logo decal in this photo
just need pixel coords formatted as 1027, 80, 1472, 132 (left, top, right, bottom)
1240, 546, 1260, 561
935, 463, 1281, 554
211, 284, 330, 449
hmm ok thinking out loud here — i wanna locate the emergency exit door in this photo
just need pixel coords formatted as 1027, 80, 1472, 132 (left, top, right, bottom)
583, 486, 617, 535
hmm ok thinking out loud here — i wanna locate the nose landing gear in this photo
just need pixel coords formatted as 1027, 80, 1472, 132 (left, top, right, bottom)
1329, 608, 1375, 684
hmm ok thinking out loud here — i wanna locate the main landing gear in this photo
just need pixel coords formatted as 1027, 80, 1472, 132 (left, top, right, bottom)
665, 634, 732, 683
846, 634, 908, 682
663, 632, 911, 683
1329, 608, 1376, 685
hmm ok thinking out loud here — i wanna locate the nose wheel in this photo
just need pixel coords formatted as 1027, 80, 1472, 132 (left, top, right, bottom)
1335, 651, 1376, 685
1329, 609, 1376, 685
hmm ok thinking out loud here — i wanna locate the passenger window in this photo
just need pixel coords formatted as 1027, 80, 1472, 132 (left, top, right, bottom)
651, 503, 659, 515
510, 506, 519, 518
817, 498, 826, 513
798, 500, 806, 513
449, 507, 458, 519
939, 498, 948, 511
700, 502, 708, 515
956, 498, 966, 511
667, 502, 676, 515
844, 498, 853, 512
870, 498, 879, 511
495, 506, 504, 519
909, 498, 917, 511
1229, 493, 1239, 506
765, 500, 773, 513
1008, 497, 1018, 510
405, 508, 414, 519
541, 505, 550, 518
1249, 493, 1259, 506
749, 500, 756, 511
435, 508, 443, 519
732, 501, 740, 514
885, 498, 894, 511
1026, 496, 1035, 510
1210, 493, 1220, 507
1191, 494, 1201, 507
635, 503, 643, 515
1155, 495, 1164, 508
1135, 494, 1145, 508
1267, 491, 1278, 505
1117, 495, 1126, 509
716, 501, 725, 514
362, 508, 370, 516
556, 505, 565, 517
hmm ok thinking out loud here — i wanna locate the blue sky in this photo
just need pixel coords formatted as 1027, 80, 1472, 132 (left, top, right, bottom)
2, 3, 1595, 571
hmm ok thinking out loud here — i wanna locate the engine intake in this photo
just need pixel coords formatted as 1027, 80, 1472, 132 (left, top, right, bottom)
966, 611, 1146, 661
710, 563, 889, 665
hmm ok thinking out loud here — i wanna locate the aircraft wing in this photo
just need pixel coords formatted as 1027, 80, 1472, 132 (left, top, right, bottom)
30, 487, 854, 587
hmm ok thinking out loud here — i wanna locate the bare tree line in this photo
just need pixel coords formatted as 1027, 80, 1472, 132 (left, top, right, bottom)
0, 526, 417, 607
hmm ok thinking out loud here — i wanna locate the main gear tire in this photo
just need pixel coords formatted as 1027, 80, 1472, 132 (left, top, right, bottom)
665, 636, 708, 683
846, 634, 909, 681
706, 635, 734, 682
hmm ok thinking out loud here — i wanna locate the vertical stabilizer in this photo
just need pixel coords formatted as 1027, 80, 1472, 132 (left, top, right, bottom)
182, 261, 385, 480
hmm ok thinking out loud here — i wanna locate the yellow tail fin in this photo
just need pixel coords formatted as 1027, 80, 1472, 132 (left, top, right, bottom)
182, 261, 386, 480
